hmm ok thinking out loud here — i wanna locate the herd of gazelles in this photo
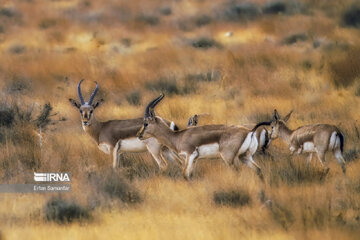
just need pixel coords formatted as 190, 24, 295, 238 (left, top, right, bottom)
69, 80, 347, 181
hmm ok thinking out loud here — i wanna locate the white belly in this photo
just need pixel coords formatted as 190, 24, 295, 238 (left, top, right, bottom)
302, 142, 315, 153
198, 143, 220, 158
119, 137, 147, 152
98, 143, 111, 155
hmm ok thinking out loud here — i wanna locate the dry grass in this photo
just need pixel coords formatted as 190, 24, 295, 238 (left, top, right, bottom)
0, 0, 360, 239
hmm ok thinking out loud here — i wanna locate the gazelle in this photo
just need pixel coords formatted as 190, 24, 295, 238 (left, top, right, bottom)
253, 110, 346, 173
69, 80, 178, 170
137, 94, 264, 180
188, 115, 270, 154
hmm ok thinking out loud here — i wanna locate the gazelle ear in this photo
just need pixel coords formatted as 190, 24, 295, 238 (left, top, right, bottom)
92, 99, 104, 109
273, 109, 280, 121
69, 99, 81, 109
283, 110, 293, 122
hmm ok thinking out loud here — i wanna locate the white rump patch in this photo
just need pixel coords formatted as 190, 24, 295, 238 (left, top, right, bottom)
249, 133, 258, 154
98, 143, 111, 155
238, 132, 253, 155
119, 137, 147, 152
259, 129, 266, 148
302, 142, 315, 153
198, 143, 220, 158
329, 131, 337, 150
170, 122, 176, 131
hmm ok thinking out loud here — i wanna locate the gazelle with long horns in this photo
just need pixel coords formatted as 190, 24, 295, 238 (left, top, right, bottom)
69, 80, 177, 170
253, 110, 346, 173
137, 94, 264, 180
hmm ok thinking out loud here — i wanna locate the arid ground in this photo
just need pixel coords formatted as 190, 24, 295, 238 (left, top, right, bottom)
0, 0, 360, 239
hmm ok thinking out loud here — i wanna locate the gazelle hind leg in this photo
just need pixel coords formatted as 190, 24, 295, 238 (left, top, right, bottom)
240, 152, 263, 181
184, 148, 199, 180
334, 150, 346, 174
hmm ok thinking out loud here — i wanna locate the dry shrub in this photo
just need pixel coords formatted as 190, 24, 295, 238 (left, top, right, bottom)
89, 169, 142, 204
327, 48, 360, 88
45, 197, 91, 224
342, 5, 360, 28
213, 189, 251, 207
191, 38, 221, 49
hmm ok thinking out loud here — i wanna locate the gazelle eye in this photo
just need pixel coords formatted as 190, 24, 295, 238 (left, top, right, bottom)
90, 110, 93, 114
144, 123, 148, 127
80, 110, 83, 114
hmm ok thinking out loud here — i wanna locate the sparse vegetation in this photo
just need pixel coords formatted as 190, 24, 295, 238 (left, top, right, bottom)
0, 0, 360, 239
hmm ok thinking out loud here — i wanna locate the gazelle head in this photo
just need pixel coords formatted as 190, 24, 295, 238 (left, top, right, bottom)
137, 94, 166, 140
269, 109, 293, 139
69, 79, 104, 127
187, 114, 198, 127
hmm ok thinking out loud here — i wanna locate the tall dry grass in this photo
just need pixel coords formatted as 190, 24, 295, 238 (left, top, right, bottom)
0, 0, 359, 239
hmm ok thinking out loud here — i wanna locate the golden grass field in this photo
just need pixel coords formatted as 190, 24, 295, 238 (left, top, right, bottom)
0, 0, 360, 239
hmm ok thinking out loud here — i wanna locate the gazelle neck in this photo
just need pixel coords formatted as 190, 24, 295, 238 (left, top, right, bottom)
151, 123, 178, 152
83, 116, 102, 144
279, 122, 293, 146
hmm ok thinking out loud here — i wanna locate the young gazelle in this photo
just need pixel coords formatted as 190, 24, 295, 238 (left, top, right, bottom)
69, 80, 178, 170
137, 94, 264, 180
253, 110, 346, 173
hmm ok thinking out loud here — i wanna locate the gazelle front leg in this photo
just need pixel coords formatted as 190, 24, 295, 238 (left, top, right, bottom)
306, 153, 313, 165
316, 148, 330, 174
184, 148, 199, 180
145, 139, 168, 171
112, 141, 121, 168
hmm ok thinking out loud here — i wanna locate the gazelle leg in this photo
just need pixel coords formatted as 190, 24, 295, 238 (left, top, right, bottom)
315, 150, 326, 166
334, 150, 346, 174
240, 152, 263, 181
184, 148, 199, 180
161, 146, 184, 166
306, 153, 313, 165
316, 149, 330, 173
220, 152, 236, 168
146, 141, 168, 171
112, 141, 120, 168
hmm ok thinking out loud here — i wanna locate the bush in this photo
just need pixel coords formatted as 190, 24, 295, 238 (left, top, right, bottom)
136, 15, 159, 26
8, 44, 26, 54
213, 189, 251, 207
263, 2, 286, 14
160, 7, 172, 16
0, 7, 16, 18
0, 108, 14, 127
38, 18, 57, 29
6, 76, 31, 93
327, 48, 360, 88
101, 170, 142, 203
146, 77, 180, 95
223, 3, 260, 21
194, 15, 212, 27
126, 91, 141, 106
191, 38, 220, 49
342, 6, 360, 28
186, 70, 221, 82
45, 197, 91, 224
281, 33, 307, 45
